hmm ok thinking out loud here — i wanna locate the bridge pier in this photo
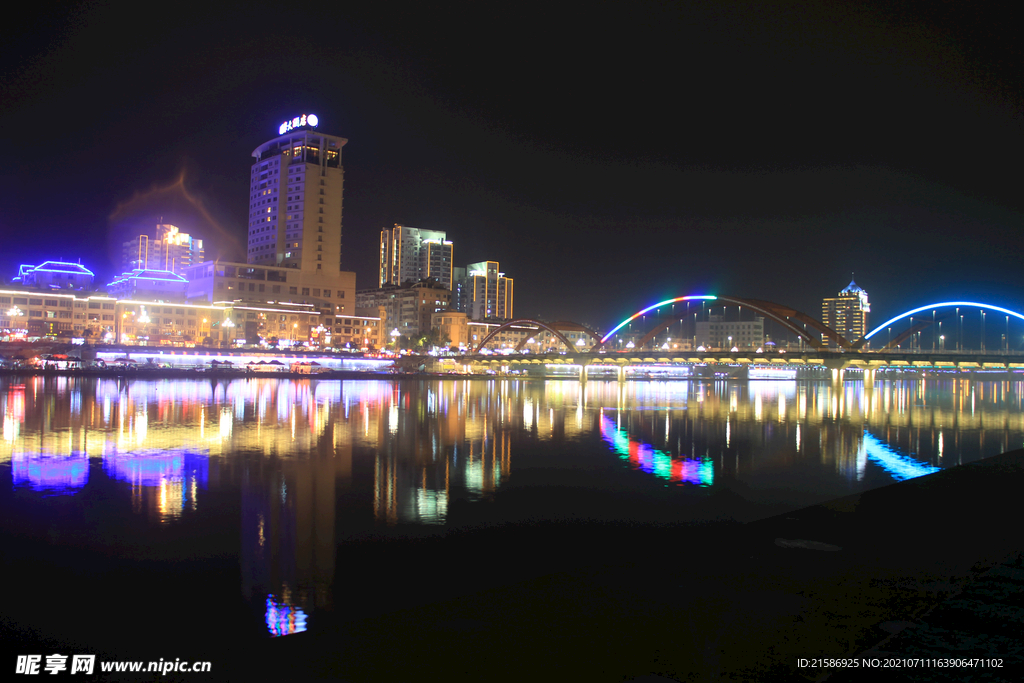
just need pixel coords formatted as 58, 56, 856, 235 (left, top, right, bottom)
618, 365, 626, 383
580, 363, 588, 384
863, 367, 875, 389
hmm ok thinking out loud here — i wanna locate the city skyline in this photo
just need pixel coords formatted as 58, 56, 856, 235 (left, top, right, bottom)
0, 2, 1020, 333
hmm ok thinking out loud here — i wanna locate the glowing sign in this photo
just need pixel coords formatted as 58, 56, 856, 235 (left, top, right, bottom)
278, 114, 319, 135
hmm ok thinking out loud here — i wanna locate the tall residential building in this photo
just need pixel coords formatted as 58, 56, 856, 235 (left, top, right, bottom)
378, 225, 453, 289
822, 279, 870, 346
247, 114, 346, 273
122, 224, 204, 276
454, 261, 514, 321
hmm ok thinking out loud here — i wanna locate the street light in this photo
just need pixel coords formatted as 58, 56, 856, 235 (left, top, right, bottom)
939, 335, 945, 351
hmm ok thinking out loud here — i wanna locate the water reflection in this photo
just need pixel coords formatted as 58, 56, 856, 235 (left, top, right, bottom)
12, 451, 89, 495
1, 375, 1023, 637
599, 412, 714, 485
103, 449, 208, 520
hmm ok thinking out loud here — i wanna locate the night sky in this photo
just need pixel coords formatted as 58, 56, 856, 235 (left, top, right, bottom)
1, 1, 1020, 333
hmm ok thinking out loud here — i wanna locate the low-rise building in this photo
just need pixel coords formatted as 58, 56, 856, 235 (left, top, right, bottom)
431, 310, 469, 350
107, 270, 189, 302
332, 307, 386, 350
182, 259, 357, 347
695, 315, 764, 351
14, 261, 96, 291
0, 287, 116, 341
357, 279, 451, 338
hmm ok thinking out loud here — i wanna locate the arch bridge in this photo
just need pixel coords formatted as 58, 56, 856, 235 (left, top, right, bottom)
465, 298, 1024, 359
596, 295, 851, 352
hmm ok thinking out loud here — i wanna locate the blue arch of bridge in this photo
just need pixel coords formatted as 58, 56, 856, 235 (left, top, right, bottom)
863, 301, 1024, 341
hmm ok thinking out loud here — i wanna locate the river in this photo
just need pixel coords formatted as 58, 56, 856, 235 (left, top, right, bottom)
1, 375, 1022, 645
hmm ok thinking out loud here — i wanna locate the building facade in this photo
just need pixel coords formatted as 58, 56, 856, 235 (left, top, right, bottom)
182, 260, 356, 348
431, 310, 469, 350
357, 280, 452, 338
247, 116, 347, 276
0, 287, 115, 340
14, 261, 95, 291
335, 307, 386, 350
378, 225, 453, 290
122, 224, 204, 276
107, 270, 189, 302
454, 261, 513, 321
822, 280, 870, 346
695, 315, 765, 351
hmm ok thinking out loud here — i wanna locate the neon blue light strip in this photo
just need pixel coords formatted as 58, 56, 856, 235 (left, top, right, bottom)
864, 301, 1024, 340
601, 295, 717, 343
22, 263, 96, 276
107, 274, 188, 286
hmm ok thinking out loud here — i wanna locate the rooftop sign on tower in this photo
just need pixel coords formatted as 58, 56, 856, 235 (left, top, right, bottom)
278, 114, 319, 135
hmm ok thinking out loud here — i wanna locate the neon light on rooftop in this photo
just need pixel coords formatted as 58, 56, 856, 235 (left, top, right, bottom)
601, 296, 718, 343
864, 301, 1024, 340
21, 261, 95, 276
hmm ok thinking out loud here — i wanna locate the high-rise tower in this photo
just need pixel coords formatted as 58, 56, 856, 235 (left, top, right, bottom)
821, 279, 870, 346
247, 114, 347, 274
122, 224, 204, 276
378, 224, 453, 289
454, 260, 514, 320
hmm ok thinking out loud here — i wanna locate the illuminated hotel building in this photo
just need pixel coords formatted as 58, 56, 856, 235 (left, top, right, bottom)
247, 114, 346, 274
454, 260, 513, 321
822, 279, 870, 347
173, 116, 359, 347
378, 225, 454, 290
122, 224, 204, 276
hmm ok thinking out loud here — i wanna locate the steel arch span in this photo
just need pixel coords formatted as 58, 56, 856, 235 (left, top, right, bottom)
599, 295, 850, 351
856, 301, 1024, 349
474, 319, 600, 354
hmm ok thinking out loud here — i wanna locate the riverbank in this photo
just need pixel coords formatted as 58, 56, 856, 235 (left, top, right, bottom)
0, 367, 498, 381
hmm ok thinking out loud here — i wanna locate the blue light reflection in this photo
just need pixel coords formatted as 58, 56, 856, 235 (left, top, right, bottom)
862, 431, 940, 481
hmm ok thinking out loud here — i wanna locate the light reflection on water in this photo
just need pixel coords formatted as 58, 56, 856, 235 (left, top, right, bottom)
1, 375, 1023, 635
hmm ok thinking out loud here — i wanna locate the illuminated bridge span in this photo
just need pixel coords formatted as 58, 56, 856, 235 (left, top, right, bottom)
451, 296, 1024, 381
593, 295, 1024, 354
598, 295, 854, 351
857, 302, 1024, 351
465, 297, 1024, 362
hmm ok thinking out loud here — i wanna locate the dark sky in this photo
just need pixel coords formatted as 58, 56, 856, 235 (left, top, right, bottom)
1, 1, 1021, 333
